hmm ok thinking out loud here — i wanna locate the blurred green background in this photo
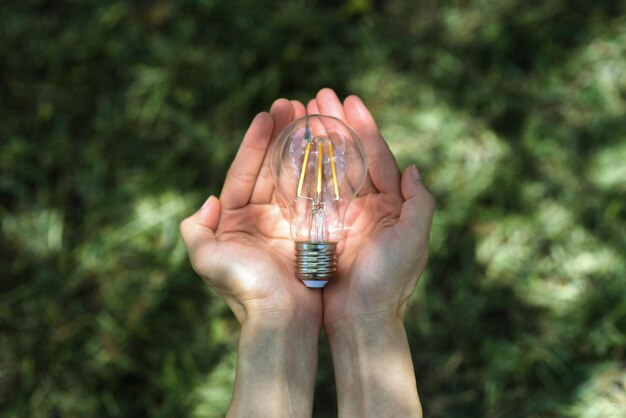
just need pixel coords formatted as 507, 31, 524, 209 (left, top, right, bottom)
2, 0, 626, 417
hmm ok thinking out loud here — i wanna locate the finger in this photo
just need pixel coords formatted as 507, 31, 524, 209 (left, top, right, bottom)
180, 196, 222, 276
344, 95, 401, 195
220, 112, 274, 209
396, 165, 435, 241
267, 99, 306, 207
315, 88, 347, 121
291, 100, 306, 118
197, 195, 221, 230
250, 99, 294, 204
314, 89, 380, 194
358, 173, 378, 196
307, 98, 320, 114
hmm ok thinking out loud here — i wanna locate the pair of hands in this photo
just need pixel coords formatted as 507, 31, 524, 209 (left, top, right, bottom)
180, 88, 435, 331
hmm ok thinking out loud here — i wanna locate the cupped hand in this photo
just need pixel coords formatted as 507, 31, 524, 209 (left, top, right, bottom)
307, 89, 436, 328
180, 99, 323, 325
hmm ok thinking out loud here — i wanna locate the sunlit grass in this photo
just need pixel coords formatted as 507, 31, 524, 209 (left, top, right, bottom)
589, 141, 626, 192
2, 207, 64, 257
567, 363, 626, 418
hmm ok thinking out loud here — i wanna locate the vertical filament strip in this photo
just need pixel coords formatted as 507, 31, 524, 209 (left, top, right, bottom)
297, 142, 311, 197
327, 141, 340, 199
297, 138, 339, 200
316, 140, 323, 197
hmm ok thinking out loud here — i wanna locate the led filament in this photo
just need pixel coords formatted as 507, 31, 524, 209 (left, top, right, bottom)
297, 133, 340, 201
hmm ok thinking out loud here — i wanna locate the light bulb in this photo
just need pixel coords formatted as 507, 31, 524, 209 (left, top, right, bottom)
270, 114, 368, 288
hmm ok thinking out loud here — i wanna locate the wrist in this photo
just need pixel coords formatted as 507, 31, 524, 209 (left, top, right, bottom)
244, 301, 323, 332
324, 309, 404, 339
230, 303, 321, 417
324, 312, 421, 418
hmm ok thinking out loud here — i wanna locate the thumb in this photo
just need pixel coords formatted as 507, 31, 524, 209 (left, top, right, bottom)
398, 165, 436, 238
195, 195, 221, 231
180, 195, 222, 274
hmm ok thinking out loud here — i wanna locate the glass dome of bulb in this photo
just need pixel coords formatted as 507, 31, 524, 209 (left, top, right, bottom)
270, 114, 368, 287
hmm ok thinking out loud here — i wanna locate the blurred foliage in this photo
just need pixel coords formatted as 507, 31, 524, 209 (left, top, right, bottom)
1, 0, 626, 417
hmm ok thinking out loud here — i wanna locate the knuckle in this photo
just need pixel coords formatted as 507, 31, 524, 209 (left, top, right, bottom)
257, 163, 271, 179
179, 216, 193, 239
228, 167, 257, 184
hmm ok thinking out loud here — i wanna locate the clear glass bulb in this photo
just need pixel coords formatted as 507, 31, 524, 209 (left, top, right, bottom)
270, 114, 368, 288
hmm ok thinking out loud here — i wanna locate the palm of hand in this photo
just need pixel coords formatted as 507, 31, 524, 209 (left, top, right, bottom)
301, 90, 434, 326
210, 203, 323, 319
183, 92, 432, 329
323, 192, 422, 324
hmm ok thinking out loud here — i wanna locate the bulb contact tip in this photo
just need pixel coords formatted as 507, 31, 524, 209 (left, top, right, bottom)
295, 242, 337, 288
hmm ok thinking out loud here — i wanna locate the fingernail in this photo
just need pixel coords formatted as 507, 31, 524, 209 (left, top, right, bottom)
200, 195, 214, 210
411, 165, 421, 180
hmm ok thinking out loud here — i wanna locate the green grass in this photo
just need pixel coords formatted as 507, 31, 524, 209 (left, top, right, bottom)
1, 1, 625, 417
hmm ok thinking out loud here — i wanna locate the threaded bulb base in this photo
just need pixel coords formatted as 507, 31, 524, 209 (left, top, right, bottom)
295, 242, 337, 288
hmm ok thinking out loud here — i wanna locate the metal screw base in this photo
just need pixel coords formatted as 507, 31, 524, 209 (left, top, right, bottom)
295, 242, 337, 288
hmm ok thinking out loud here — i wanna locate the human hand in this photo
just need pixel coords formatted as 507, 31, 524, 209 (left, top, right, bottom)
301, 89, 432, 417
306, 89, 435, 329
180, 99, 323, 417
180, 99, 322, 327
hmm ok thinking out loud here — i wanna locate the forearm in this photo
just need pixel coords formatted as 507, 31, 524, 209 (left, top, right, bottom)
228, 310, 320, 418
326, 314, 422, 418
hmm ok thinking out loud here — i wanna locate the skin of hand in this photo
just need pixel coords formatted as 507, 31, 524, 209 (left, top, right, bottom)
309, 88, 434, 418
180, 98, 321, 325
180, 88, 434, 417
179, 98, 322, 417
180, 89, 434, 328
306, 88, 436, 328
